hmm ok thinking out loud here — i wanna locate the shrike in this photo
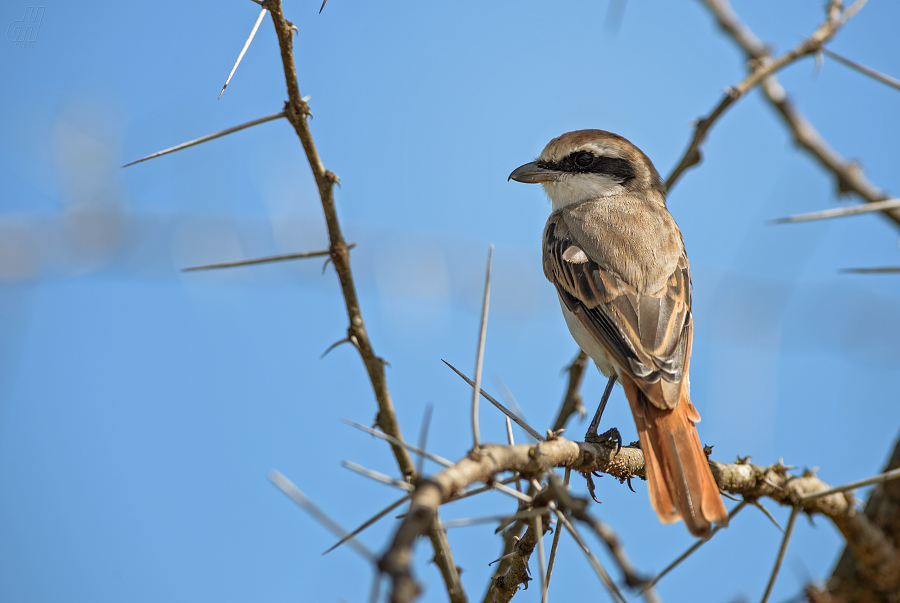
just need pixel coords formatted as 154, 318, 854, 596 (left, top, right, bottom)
509, 130, 727, 538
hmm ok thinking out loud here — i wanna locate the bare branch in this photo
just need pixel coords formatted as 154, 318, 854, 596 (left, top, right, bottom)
760, 506, 800, 603
182, 245, 355, 272
667, 1, 865, 190
801, 466, 900, 502
645, 501, 748, 591
269, 470, 376, 562
841, 266, 900, 274
551, 351, 589, 433
263, 0, 417, 480
342, 419, 453, 468
814, 43, 900, 92
543, 468, 568, 597
698, 0, 900, 230
749, 499, 784, 533
769, 198, 900, 224
441, 507, 550, 530
122, 111, 285, 168
551, 507, 627, 603
342, 460, 415, 492
442, 360, 543, 442
416, 404, 434, 476
471, 246, 494, 449
219, 7, 268, 99
323, 494, 411, 556
534, 515, 548, 603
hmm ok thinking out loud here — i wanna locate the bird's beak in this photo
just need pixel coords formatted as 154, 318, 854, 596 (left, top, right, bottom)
508, 161, 561, 184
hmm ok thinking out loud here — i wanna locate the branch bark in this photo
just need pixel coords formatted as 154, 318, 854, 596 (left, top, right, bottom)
262, 1, 417, 481
262, 3, 465, 600
697, 0, 900, 230
816, 432, 900, 602
667, 0, 862, 191
382, 437, 900, 603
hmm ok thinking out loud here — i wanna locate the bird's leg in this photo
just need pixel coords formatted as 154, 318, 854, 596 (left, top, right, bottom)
585, 375, 621, 453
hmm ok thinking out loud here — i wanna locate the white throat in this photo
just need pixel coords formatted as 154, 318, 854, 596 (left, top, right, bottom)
541, 173, 625, 211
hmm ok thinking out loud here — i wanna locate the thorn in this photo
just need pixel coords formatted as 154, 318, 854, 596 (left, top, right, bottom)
219, 7, 268, 99
123, 111, 286, 168
321, 338, 351, 359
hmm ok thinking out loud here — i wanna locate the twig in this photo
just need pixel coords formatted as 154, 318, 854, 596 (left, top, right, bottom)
750, 499, 784, 533
323, 494, 411, 556
800, 466, 900, 502
494, 378, 534, 438
551, 351, 589, 433
447, 476, 522, 504
122, 111, 286, 168
534, 515, 548, 603
504, 416, 515, 447
342, 419, 453, 468
441, 507, 549, 530
819, 42, 900, 92
769, 198, 900, 224
471, 246, 494, 449
698, 0, 900, 230
264, 0, 418, 481
269, 470, 376, 562
416, 404, 434, 476
544, 469, 569, 597
552, 507, 627, 603
760, 506, 800, 603
342, 460, 414, 492
644, 501, 748, 591
546, 472, 656, 598
841, 266, 900, 274
442, 360, 543, 442
491, 481, 534, 504
219, 7, 268, 99
182, 246, 355, 272
667, 0, 866, 191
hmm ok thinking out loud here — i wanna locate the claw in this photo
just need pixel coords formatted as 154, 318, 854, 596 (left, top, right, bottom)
584, 472, 602, 504
592, 427, 622, 456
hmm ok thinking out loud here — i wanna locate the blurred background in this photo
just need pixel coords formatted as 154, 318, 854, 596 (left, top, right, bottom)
1, 1, 899, 601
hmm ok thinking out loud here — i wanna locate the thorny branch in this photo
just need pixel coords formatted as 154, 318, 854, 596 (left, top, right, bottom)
381, 436, 900, 603
261, 2, 464, 600
696, 0, 900, 230
263, 1, 418, 480
666, 0, 865, 191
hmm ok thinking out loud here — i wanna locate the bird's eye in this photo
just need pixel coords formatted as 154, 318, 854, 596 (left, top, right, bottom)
574, 152, 593, 167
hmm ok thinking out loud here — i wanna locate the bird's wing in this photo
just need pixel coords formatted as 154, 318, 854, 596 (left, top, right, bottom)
543, 211, 691, 410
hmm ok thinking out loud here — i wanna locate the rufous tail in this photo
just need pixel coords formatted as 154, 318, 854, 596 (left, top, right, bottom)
621, 377, 728, 538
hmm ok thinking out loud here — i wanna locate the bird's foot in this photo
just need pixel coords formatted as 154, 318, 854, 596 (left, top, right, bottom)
586, 427, 622, 456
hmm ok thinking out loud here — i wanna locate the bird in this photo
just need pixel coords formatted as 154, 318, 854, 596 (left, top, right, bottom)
509, 129, 728, 538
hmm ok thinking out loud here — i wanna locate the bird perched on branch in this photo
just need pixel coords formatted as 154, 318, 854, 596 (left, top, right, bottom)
509, 130, 728, 538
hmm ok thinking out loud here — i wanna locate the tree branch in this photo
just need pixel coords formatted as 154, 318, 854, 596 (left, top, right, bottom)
262, 2, 465, 600
262, 0, 415, 482
697, 0, 900, 230
382, 437, 900, 602
667, 0, 864, 191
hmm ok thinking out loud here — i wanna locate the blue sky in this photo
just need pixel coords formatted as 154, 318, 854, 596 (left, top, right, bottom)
2, 1, 899, 602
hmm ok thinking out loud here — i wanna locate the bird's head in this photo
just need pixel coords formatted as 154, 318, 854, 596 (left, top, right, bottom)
509, 129, 665, 211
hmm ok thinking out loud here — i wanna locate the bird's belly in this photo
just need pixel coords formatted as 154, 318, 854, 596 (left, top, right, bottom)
558, 296, 620, 378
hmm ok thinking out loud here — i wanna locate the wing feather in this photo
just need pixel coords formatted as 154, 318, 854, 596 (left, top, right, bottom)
543, 211, 691, 409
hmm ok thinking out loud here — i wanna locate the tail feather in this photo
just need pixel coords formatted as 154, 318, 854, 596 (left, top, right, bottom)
622, 377, 728, 538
